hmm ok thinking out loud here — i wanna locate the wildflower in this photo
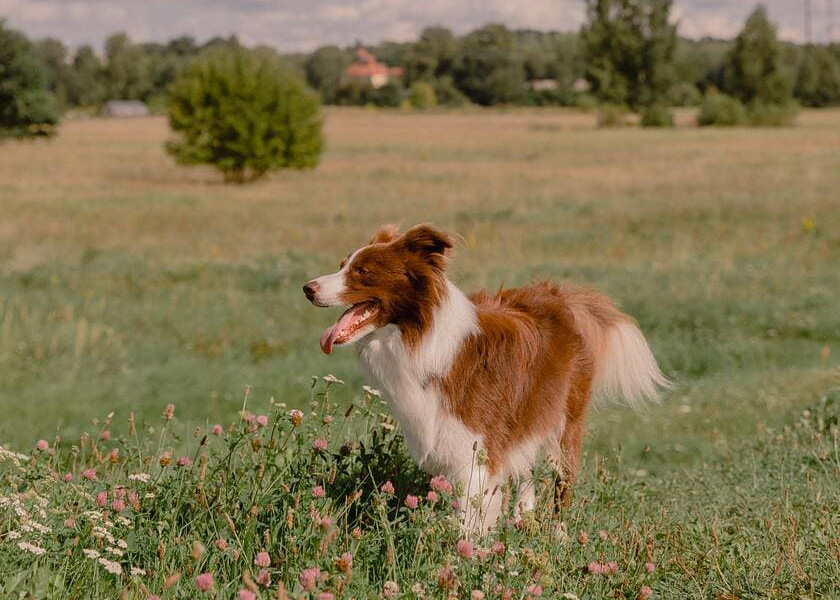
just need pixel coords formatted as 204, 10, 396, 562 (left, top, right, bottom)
96, 491, 108, 507
639, 586, 653, 599
177, 456, 193, 467
211, 424, 224, 435
599, 530, 608, 541
254, 551, 271, 567
587, 562, 604, 574
312, 485, 325, 498
100, 430, 111, 441
128, 473, 150, 483
317, 594, 335, 600
7, 531, 20, 540
192, 541, 205, 559
323, 415, 334, 425
577, 531, 589, 545
256, 569, 271, 586
64, 473, 73, 482
98, 558, 123, 574
381, 480, 395, 495
36, 439, 49, 451
130, 567, 146, 576
238, 591, 256, 600
606, 561, 618, 575
404, 494, 419, 509
362, 385, 381, 397
159, 452, 172, 467
82, 468, 96, 480
491, 541, 505, 556
215, 538, 228, 551
323, 374, 344, 384
163, 404, 175, 420
351, 526, 362, 539
430, 475, 453, 494
411, 583, 427, 597
289, 409, 303, 426
644, 562, 655, 573
383, 581, 400, 598
64, 518, 76, 529
17, 541, 46, 556
527, 584, 543, 597
83, 549, 100, 559
426, 490, 438, 503
337, 551, 353, 573
437, 564, 457, 590
299, 567, 321, 591
108, 449, 119, 463
112, 498, 125, 511
472, 592, 486, 600
196, 572, 214, 592
128, 491, 140, 510
313, 438, 328, 451
456, 539, 474, 559
256, 415, 268, 427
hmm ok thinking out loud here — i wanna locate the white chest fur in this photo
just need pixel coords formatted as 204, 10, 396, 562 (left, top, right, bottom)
356, 280, 482, 479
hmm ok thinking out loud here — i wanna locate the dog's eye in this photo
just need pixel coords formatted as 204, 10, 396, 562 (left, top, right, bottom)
354, 266, 370, 276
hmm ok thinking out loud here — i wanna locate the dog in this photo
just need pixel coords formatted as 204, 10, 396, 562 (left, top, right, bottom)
303, 223, 667, 532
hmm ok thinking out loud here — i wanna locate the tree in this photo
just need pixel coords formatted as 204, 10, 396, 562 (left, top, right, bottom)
0, 21, 59, 138
404, 26, 459, 85
102, 33, 152, 100
795, 44, 840, 107
453, 24, 525, 105
36, 38, 72, 108
304, 45, 351, 104
580, 0, 677, 109
722, 5, 792, 107
66, 46, 105, 107
166, 46, 323, 183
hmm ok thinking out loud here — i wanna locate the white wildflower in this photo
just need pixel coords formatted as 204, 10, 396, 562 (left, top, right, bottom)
17, 541, 46, 556
116, 539, 128, 549
362, 385, 381, 397
115, 516, 133, 528
97, 557, 123, 575
128, 473, 150, 483
107, 546, 124, 557
130, 567, 146, 576
7, 531, 21, 540
323, 374, 345, 384
83, 549, 100, 559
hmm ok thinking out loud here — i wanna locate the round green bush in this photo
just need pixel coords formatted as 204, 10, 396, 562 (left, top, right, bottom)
746, 101, 798, 127
408, 81, 437, 109
697, 92, 746, 127
641, 103, 675, 128
597, 103, 630, 127
166, 46, 323, 183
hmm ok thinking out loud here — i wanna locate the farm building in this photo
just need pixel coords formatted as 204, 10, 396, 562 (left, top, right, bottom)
344, 47, 404, 89
101, 100, 150, 118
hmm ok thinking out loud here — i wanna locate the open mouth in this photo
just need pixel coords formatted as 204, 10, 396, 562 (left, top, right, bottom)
320, 301, 379, 355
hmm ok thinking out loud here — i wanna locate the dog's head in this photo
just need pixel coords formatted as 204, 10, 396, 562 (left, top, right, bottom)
303, 224, 453, 354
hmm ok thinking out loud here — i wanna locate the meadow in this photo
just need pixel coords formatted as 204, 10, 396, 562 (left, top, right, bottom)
0, 108, 838, 598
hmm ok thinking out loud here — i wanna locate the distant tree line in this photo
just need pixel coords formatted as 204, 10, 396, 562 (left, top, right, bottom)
3, 1, 840, 137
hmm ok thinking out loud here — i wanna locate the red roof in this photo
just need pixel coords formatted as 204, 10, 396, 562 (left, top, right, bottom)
345, 47, 404, 79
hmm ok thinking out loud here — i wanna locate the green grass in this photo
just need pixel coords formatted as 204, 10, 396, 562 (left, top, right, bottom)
0, 109, 839, 597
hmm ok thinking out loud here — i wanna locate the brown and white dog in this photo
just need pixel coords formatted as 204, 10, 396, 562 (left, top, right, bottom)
303, 224, 667, 532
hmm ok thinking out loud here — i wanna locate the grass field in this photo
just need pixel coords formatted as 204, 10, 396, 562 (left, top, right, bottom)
0, 108, 838, 598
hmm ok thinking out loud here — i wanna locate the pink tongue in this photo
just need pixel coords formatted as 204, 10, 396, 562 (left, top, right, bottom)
320, 305, 368, 355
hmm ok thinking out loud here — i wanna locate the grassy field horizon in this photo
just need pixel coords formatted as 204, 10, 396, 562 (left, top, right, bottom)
0, 108, 838, 597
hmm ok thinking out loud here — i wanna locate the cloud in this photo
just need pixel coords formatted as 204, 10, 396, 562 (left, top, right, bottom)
0, 0, 825, 50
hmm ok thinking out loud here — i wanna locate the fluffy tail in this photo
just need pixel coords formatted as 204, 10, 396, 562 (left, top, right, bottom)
565, 288, 669, 409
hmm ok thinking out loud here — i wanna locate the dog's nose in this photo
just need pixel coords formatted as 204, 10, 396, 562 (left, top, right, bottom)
303, 281, 319, 301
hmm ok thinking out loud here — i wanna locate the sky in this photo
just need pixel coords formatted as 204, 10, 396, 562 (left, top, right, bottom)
0, 0, 834, 51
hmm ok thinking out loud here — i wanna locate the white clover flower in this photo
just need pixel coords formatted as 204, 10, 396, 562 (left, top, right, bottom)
7, 531, 21, 540
362, 385, 381, 397
116, 539, 128, 549
323, 374, 345, 384
128, 473, 150, 483
130, 567, 146, 576
107, 547, 124, 557
115, 516, 133, 528
83, 549, 100, 559
17, 541, 46, 556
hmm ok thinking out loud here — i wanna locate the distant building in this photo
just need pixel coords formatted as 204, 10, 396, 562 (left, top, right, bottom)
572, 78, 592, 93
101, 101, 150, 118
527, 79, 560, 91
344, 47, 404, 89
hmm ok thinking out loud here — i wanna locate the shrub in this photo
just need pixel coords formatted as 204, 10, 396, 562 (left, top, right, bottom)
166, 46, 323, 183
597, 103, 630, 127
667, 81, 701, 107
746, 101, 798, 127
372, 81, 402, 107
641, 103, 674, 128
0, 21, 59, 139
697, 92, 746, 127
408, 81, 437, 109
433, 76, 469, 107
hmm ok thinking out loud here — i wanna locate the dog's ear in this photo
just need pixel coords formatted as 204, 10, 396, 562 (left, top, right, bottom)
398, 224, 453, 271
370, 224, 401, 245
